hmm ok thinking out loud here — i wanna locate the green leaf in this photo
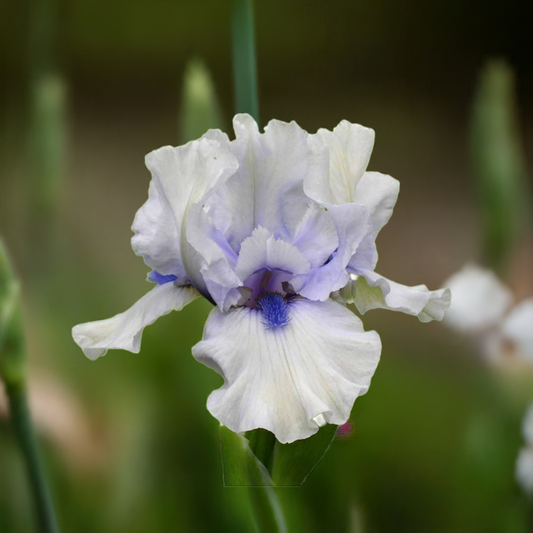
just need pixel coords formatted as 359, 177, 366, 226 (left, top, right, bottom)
220, 425, 273, 486
269, 424, 338, 486
180, 58, 223, 143
221, 424, 338, 487
470, 58, 531, 272
219, 426, 287, 533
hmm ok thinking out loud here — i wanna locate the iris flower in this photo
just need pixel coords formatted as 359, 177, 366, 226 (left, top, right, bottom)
444, 264, 533, 365
73, 115, 450, 443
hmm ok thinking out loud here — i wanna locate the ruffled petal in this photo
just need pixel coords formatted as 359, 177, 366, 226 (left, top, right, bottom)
292, 203, 338, 269
502, 299, 533, 362
348, 172, 400, 271
142, 133, 239, 296
186, 202, 243, 309
192, 298, 381, 443
443, 264, 512, 332
342, 270, 451, 323
235, 226, 311, 282
205, 114, 327, 252
72, 283, 199, 360
306, 120, 375, 205
131, 179, 185, 279
290, 203, 369, 301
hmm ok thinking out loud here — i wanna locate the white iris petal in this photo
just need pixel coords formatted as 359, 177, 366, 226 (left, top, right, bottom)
192, 298, 381, 443
235, 226, 311, 283
343, 270, 451, 323
502, 299, 533, 362
306, 119, 449, 321
143, 133, 240, 301
443, 264, 512, 331
306, 120, 375, 205
72, 283, 199, 360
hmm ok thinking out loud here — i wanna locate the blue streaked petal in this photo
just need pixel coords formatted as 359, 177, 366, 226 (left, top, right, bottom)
290, 203, 369, 301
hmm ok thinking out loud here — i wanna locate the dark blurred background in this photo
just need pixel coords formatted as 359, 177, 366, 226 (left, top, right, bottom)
1, 1, 532, 532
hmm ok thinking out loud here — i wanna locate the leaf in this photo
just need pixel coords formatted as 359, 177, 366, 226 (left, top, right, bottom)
221, 423, 338, 487
269, 423, 338, 486
219, 425, 273, 487
219, 426, 287, 533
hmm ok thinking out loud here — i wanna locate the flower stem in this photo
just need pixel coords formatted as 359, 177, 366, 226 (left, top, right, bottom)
231, 0, 259, 123
5, 381, 60, 533
1, 238, 60, 532
248, 486, 287, 533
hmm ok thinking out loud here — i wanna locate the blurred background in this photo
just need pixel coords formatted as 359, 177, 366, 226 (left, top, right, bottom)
1, 0, 532, 531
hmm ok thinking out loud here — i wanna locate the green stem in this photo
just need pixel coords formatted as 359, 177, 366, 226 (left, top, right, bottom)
6, 381, 60, 533
247, 429, 276, 472
248, 487, 287, 533
231, 0, 259, 122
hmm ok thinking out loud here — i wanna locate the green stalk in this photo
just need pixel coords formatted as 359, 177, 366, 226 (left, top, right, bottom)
231, 0, 259, 122
6, 382, 61, 533
1, 239, 60, 533
248, 486, 287, 533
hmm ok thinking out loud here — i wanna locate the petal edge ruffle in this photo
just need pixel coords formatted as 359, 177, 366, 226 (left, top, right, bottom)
192, 298, 381, 443
72, 283, 199, 360
341, 270, 451, 323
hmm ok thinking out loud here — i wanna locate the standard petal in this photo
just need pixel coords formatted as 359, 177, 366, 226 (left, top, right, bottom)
205, 114, 328, 251
72, 283, 199, 360
235, 226, 311, 282
306, 120, 375, 205
131, 180, 185, 279
502, 299, 533, 362
443, 264, 512, 332
343, 270, 451, 323
348, 171, 400, 271
292, 203, 338, 269
185, 202, 243, 309
143, 133, 239, 295
290, 203, 369, 301
192, 298, 381, 443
